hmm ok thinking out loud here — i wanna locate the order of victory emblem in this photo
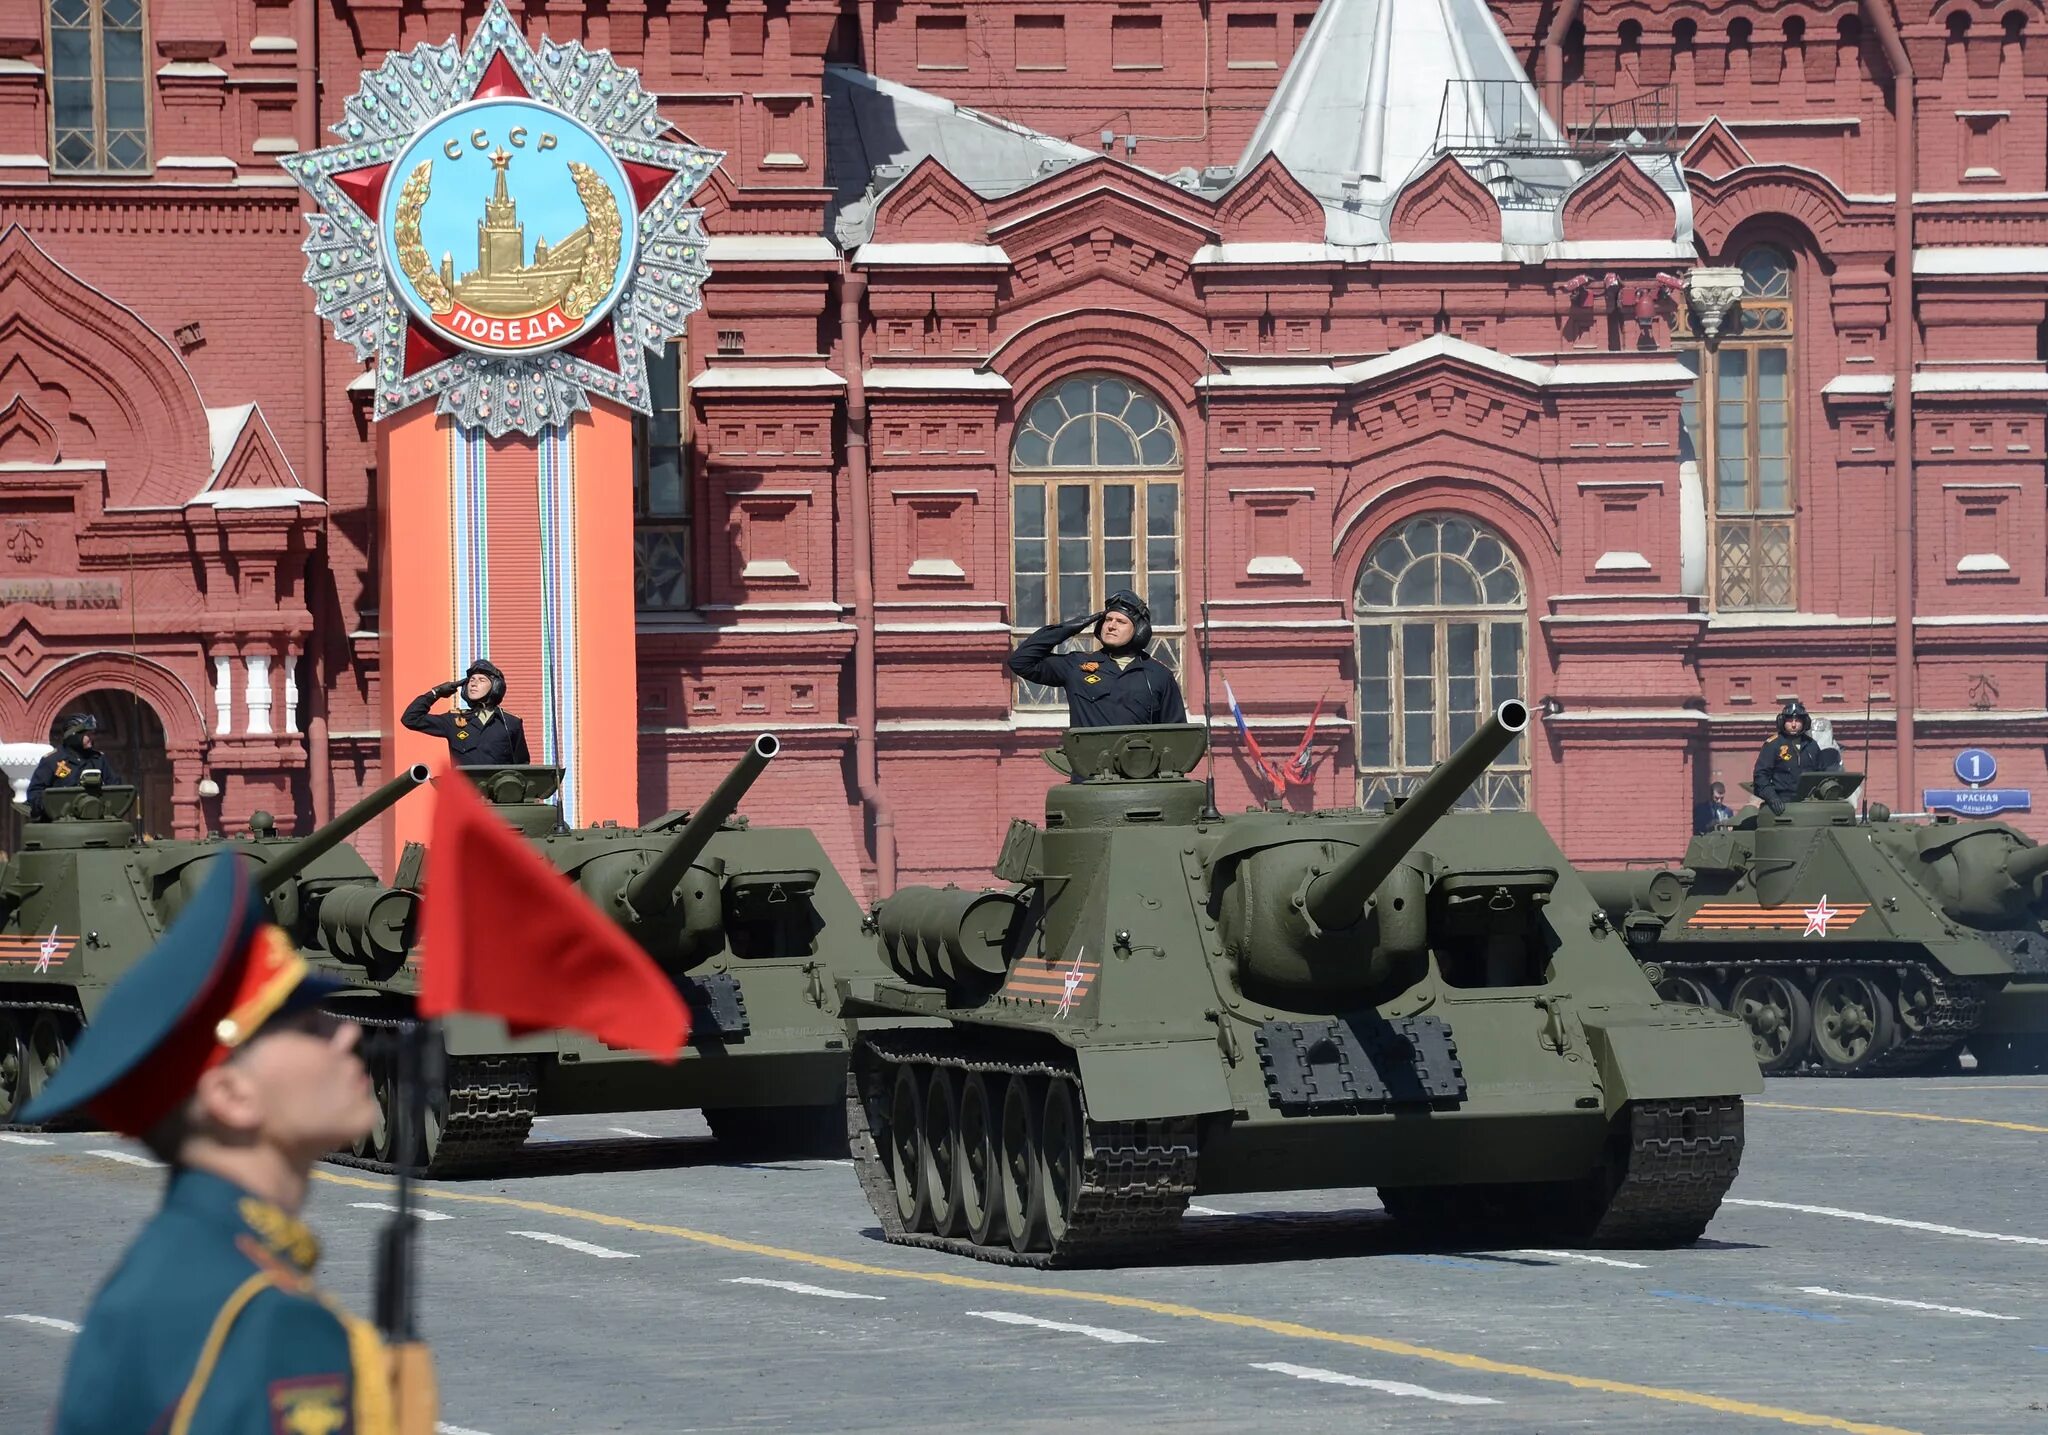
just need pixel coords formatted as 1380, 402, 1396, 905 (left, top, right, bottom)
282, 1, 722, 437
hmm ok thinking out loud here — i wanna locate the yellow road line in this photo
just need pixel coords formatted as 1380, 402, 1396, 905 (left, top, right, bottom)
1752, 1101, 2048, 1135
312, 1168, 1919, 1435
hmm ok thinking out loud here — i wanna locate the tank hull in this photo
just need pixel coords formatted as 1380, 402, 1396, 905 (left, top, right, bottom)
841, 723, 1759, 1268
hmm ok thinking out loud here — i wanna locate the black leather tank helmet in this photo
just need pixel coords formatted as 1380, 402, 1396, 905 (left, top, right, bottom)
1095, 589, 1153, 652
1776, 698, 1811, 736
56, 713, 100, 750
465, 659, 507, 707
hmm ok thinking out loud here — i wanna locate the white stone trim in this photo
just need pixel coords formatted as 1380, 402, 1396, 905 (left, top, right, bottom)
1199, 334, 1693, 391
903, 559, 967, 580
1594, 551, 1652, 571
706, 235, 839, 262
1914, 246, 2048, 276
863, 367, 1011, 391
1246, 556, 1305, 576
243, 654, 272, 735
692, 366, 845, 389
1823, 371, 2048, 396
853, 242, 1010, 267
212, 656, 232, 736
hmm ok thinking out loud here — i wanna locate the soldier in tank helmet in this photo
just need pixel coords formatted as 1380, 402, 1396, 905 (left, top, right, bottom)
1752, 698, 1841, 816
26, 712, 124, 820
23, 855, 429, 1433
1007, 588, 1187, 729
402, 658, 530, 767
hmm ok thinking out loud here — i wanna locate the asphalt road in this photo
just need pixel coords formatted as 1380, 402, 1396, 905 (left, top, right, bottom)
3, 1077, 2044, 1435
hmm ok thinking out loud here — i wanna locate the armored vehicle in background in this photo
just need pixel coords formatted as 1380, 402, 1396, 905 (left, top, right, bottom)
841, 705, 1760, 1267
1586, 771, 2048, 1075
0, 767, 430, 1123
322, 734, 901, 1174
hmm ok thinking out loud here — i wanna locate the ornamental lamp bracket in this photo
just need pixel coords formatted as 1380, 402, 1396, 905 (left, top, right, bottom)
1685, 266, 1744, 343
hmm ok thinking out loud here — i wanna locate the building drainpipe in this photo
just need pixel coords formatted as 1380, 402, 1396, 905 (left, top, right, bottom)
841, 271, 896, 896
1539, 0, 1585, 100
1862, 0, 1917, 809
297, 0, 332, 826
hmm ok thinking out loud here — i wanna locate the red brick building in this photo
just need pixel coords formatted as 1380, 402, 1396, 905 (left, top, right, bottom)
4, 0, 2046, 889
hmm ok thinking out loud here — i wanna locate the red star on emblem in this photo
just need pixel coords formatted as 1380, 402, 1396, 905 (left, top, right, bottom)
1802, 895, 1838, 937
324, 52, 688, 384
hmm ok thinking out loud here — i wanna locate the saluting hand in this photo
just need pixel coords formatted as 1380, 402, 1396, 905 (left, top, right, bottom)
1062, 610, 1106, 633
433, 680, 461, 698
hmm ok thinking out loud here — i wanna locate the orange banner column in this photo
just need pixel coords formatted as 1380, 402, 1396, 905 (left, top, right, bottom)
376, 399, 638, 863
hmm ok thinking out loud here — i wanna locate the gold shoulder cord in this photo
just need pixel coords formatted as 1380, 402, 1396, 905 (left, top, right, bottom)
318, 1292, 406, 1435
168, 1272, 277, 1435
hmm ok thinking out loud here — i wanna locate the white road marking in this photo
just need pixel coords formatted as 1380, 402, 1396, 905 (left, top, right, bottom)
1724, 1198, 2048, 1248
966, 1310, 1157, 1344
725, 1276, 885, 1302
437, 1424, 494, 1435
6, 1314, 80, 1334
608, 1126, 656, 1139
508, 1230, 639, 1259
1186, 1204, 1233, 1217
86, 1149, 161, 1169
350, 1202, 453, 1221
1794, 1287, 2016, 1320
0, 1133, 53, 1146
1517, 1249, 1649, 1269
1252, 1361, 1501, 1405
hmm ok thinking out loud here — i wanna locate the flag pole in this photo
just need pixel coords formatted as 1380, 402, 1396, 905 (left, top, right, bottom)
374, 1019, 426, 1341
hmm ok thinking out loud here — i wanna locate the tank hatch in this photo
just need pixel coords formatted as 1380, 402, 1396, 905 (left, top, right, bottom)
1045, 723, 1210, 829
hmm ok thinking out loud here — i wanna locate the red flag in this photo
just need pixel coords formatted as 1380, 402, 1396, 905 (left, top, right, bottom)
418, 767, 690, 1061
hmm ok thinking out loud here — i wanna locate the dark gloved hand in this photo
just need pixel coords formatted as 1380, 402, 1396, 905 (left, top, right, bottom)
1062, 610, 1106, 633
1766, 798, 1787, 817
433, 680, 461, 698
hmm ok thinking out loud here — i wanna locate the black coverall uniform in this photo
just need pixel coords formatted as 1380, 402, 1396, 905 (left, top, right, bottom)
26, 748, 123, 819
1752, 728, 1840, 814
1007, 617, 1187, 728
401, 689, 532, 766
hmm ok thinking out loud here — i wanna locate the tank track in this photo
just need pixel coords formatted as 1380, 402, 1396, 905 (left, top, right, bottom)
850, 1034, 1197, 1269
0, 995, 85, 1131
322, 1014, 539, 1178
1583, 1097, 1746, 1246
1648, 957, 1997, 1076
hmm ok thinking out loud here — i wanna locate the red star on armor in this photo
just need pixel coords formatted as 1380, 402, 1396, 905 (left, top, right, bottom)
1802, 895, 1838, 937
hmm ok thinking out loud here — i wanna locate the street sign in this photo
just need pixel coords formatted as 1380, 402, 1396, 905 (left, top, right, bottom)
1923, 787, 2031, 817
1954, 748, 1998, 785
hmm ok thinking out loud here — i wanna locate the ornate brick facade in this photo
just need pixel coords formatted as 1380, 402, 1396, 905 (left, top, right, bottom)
4, 0, 2046, 887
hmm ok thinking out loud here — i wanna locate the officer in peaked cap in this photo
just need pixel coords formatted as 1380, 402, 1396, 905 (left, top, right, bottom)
26, 712, 125, 820
401, 658, 531, 767
24, 855, 421, 1434
1007, 588, 1187, 729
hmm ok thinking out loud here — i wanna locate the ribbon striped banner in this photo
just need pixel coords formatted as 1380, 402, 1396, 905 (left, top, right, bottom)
0, 930, 70, 967
1685, 902, 1870, 933
999, 953, 1101, 1008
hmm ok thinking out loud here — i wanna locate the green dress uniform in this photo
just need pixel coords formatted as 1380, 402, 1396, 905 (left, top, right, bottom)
21, 857, 400, 1435
52, 1168, 387, 1434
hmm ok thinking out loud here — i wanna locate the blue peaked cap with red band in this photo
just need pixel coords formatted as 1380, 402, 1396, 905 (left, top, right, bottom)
21, 856, 346, 1135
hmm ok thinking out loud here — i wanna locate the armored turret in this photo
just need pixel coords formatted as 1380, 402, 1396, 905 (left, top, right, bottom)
845, 709, 1759, 1266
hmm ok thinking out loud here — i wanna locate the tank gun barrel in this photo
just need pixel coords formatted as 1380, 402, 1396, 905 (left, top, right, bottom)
2004, 842, 2048, 892
1304, 700, 1529, 932
624, 734, 779, 917
257, 764, 431, 895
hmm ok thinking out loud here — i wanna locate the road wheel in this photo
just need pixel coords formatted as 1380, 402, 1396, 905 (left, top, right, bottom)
1729, 973, 1812, 1073
355, 1030, 389, 1160
25, 1013, 73, 1104
955, 1072, 1003, 1247
0, 1014, 27, 1122
923, 1067, 964, 1237
1656, 974, 1724, 1010
1039, 1079, 1082, 1247
1812, 973, 1896, 1073
1894, 970, 1937, 1039
999, 1074, 1048, 1255
886, 1063, 931, 1232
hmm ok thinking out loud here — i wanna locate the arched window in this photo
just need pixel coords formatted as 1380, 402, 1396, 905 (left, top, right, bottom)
1677, 244, 1795, 609
1009, 373, 1183, 706
48, 0, 149, 173
1354, 514, 1528, 812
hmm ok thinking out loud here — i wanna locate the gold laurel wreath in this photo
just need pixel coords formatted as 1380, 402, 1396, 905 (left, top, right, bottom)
393, 161, 455, 314
559, 161, 623, 321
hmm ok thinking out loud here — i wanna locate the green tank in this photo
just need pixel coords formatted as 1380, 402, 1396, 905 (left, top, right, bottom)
841, 703, 1761, 1266
1585, 771, 2048, 1075
0, 766, 431, 1123
322, 733, 900, 1174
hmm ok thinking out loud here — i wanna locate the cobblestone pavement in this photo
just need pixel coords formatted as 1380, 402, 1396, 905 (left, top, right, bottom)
4, 1075, 2044, 1434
